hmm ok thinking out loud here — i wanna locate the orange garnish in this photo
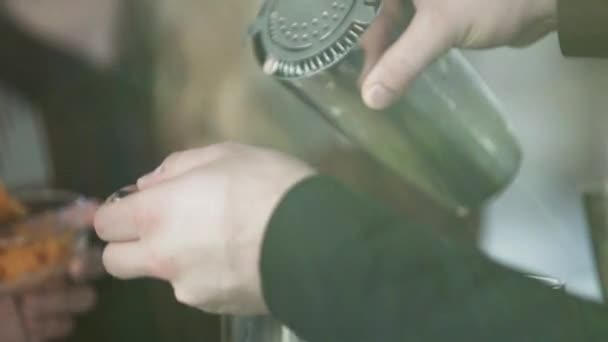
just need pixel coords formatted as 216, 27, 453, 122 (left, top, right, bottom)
0, 184, 73, 286
0, 183, 27, 225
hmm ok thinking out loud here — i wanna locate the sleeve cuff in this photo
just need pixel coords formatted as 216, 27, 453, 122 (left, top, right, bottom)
259, 175, 389, 340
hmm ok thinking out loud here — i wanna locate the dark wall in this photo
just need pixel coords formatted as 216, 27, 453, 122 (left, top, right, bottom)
0, 3, 220, 341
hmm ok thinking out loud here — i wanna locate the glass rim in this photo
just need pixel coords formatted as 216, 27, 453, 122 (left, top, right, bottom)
0, 187, 90, 246
0, 188, 94, 293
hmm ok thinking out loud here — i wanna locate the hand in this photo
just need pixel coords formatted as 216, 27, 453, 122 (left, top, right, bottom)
0, 247, 103, 342
360, 0, 558, 109
95, 143, 315, 315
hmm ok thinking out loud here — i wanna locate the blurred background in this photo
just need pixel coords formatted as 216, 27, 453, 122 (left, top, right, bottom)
0, 0, 607, 340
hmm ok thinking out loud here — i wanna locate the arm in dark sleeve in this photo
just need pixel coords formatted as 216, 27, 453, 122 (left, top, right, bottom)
558, 0, 608, 57
261, 175, 608, 342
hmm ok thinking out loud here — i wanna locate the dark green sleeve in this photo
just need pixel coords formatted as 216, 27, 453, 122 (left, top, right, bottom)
558, 0, 608, 57
261, 176, 608, 342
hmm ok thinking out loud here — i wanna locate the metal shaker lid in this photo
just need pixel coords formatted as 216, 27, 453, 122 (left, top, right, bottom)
250, 0, 381, 79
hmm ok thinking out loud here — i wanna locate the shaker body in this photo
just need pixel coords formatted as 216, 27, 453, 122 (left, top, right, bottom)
251, 0, 521, 213
283, 45, 521, 212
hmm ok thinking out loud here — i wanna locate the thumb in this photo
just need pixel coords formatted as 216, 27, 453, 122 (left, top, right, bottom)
357, 0, 401, 85
361, 10, 455, 110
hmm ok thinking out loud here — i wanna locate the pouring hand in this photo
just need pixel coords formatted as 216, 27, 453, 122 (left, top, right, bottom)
360, 0, 558, 110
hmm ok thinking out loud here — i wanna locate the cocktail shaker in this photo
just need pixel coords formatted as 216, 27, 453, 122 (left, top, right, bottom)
247, 0, 521, 214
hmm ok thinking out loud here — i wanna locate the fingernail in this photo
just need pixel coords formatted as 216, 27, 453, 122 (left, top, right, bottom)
363, 83, 395, 110
137, 174, 153, 187
137, 171, 157, 185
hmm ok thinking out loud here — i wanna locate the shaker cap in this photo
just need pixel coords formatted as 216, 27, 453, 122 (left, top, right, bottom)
250, 0, 381, 79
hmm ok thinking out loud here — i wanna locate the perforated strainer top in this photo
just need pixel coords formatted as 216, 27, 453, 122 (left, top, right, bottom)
250, 0, 381, 79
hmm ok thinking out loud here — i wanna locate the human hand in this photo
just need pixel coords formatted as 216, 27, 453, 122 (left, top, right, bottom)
95, 143, 315, 315
360, 0, 558, 109
0, 246, 102, 342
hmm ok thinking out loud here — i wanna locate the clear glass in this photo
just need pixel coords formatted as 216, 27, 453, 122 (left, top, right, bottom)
0, 188, 93, 293
0, 188, 94, 341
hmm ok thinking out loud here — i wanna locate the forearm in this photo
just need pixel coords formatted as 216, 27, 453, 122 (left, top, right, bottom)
261, 176, 608, 341
558, 0, 608, 57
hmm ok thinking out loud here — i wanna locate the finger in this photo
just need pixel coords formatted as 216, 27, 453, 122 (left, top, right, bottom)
58, 199, 99, 230
138, 143, 240, 189
22, 286, 96, 317
28, 317, 74, 341
69, 247, 105, 282
94, 201, 140, 242
94, 189, 159, 242
361, 10, 456, 110
102, 242, 150, 280
358, 0, 402, 84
